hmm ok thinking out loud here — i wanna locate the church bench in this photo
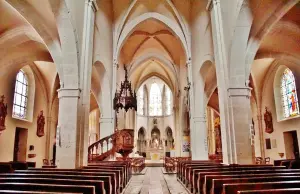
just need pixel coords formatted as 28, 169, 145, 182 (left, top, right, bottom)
14, 171, 117, 194
0, 173, 112, 194
83, 166, 128, 184
0, 191, 80, 194
237, 188, 300, 193
274, 159, 294, 166
190, 166, 286, 192
0, 163, 13, 173
193, 167, 293, 194
180, 163, 223, 182
0, 183, 96, 194
204, 172, 300, 194
183, 163, 225, 181
88, 162, 131, 180
177, 161, 218, 179
88, 163, 130, 182
0, 177, 106, 194
33, 167, 125, 188
222, 181, 300, 194
212, 176, 300, 194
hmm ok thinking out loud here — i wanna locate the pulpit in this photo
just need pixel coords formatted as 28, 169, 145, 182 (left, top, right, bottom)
114, 129, 134, 159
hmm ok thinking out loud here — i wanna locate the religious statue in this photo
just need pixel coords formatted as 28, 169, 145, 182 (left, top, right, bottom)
37, 110, 45, 137
214, 117, 222, 154
0, 95, 8, 132
153, 117, 157, 125
264, 107, 274, 134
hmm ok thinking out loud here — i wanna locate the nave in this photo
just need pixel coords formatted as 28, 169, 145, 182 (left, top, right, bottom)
124, 167, 187, 194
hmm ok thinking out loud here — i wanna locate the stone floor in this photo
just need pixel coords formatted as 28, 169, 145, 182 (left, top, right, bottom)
124, 167, 188, 194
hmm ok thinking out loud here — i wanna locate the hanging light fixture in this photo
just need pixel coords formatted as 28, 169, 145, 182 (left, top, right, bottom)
113, 66, 137, 113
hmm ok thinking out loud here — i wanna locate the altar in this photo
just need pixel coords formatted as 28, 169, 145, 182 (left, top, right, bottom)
147, 147, 164, 160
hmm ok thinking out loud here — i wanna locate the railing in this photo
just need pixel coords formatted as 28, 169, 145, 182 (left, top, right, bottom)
88, 134, 114, 162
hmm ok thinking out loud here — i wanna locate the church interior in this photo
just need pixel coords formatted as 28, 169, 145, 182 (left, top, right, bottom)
1, 0, 300, 193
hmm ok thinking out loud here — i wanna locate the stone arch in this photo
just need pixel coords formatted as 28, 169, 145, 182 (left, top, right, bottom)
92, 61, 111, 118
128, 53, 179, 81
135, 73, 174, 94
115, 12, 189, 60
114, 0, 190, 56
244, 1, 299, 79
6, 0, 80, 88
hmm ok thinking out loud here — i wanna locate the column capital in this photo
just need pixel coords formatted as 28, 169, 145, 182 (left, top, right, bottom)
57, 88, 80, 99
227, 87, 252, 98
206, 0, 220, 11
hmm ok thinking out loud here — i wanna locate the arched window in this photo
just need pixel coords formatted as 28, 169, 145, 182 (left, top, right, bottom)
165, 87, 172, 115
281, 68, 300, 118
13, 70, 28, 119
149, 83, 162, 116
138, 88, 144, 115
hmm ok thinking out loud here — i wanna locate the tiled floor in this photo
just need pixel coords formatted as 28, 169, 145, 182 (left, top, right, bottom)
124, 167, 188, 194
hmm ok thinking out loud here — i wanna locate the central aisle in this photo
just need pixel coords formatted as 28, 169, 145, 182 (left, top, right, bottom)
124, 167, 188, 194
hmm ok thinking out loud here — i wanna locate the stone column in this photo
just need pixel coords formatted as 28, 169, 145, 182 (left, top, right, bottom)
77, 0, 98, 167
257, 113, 265, 159
56, 88, 80, 168
208, 0, 232, 164
191, 116, 208, 160
100, 117, 114, 138
112, 61, 118, 130
208, 0, 254, 164
227, 87, 253, 164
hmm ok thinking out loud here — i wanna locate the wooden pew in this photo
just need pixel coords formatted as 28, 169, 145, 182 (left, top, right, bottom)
212, 176, 300, 194
204, 172, 300, 194
13, 170, 117, 194
0, 173, 111, 194
190, 166, 286, 193
178, 161, 219, 180
83, 166, 127, 185
196, 168, 300, 194
0, 191, 80, 194
0, 183, 96, 194
222, 181, 300, 194
237, 188, 300, 193
0, 177, 105, 194
89, 162, 131, 179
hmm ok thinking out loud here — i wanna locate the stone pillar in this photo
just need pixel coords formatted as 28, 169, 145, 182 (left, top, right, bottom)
257, 113, 265, 159
191, 116, 208, 160
56, 88, 80, 168
100, 117, 114, 138
77, 0, 98, 167
208, 0, 232, 164
112, 61, 118, 130
208, 0, 254, 164
227, 87, 253, 164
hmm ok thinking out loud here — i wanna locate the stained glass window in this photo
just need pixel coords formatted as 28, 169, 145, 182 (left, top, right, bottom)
149, 83, 162, 116
281, 68, 300, 118
137, 88, 144, 115
165, 87, 172, 115
13, 70, 28, 119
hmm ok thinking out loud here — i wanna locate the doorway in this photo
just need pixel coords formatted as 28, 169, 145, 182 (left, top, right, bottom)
283, 130, 299, 159
13, 127, 28, 162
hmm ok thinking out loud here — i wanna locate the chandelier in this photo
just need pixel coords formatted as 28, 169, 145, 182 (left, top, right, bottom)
113, 66, 137, 113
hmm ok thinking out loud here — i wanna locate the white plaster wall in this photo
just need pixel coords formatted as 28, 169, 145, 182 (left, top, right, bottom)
260, 62, 300, 163
0, 67, 49, 167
